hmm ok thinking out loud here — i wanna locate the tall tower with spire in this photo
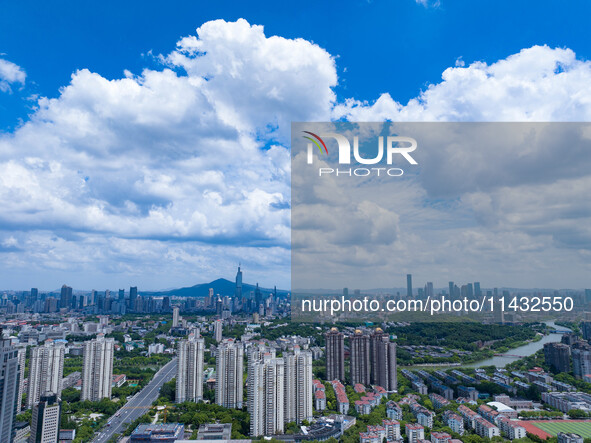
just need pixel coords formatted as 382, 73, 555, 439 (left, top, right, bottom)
235, 265, 243, 301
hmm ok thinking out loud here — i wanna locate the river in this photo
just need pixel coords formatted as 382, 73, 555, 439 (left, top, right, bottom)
404, 320, 572, 370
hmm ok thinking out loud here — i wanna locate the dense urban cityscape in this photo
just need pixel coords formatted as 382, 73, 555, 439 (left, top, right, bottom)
1, 267, 591, 443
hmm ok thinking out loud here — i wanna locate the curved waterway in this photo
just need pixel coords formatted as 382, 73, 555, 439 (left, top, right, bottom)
403, 320, 572, 370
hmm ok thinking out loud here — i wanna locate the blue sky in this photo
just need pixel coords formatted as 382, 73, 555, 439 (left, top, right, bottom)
1, 0, 591, 290
3, 0, 591, 130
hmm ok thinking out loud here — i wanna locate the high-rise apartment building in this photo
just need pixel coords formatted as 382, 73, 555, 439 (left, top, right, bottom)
214, 320, 223, 343
247, 345, 313, 437
0, 332, 20, 443
572, 341, 591, 379
325, 328, 345, 382
370, 328, 397, 392
284, 347, 313, 424
215, 339, 244, 409
248, 352, 285, 436
16, 348, 25, 412
543, 342, 571, 374
582, 321, 591, 341
29, 392, 61, 443
27, 340, 65, 409
176, 333, 204, 403
172, 306, 180, 328
350, 329, 371, 385
81, 334, 114, 401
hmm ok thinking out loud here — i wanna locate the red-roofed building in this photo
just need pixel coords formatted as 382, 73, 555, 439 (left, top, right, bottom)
111, 374, 126, 388
355, 400, 371, 415
382, 419, 400, 440
406, 424, 425, 443
474, 416, 500, 439
430, 432, 451, 443
315, 390, 326, 411
359, 432, 380, 443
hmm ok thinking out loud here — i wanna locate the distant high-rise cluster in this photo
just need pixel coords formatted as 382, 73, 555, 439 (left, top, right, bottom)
176, 333, 204, 403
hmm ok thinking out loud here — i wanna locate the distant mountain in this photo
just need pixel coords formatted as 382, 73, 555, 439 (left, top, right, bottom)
141, 278, 289, 298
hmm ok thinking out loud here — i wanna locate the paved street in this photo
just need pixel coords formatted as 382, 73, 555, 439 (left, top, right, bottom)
91, 357, 178, 443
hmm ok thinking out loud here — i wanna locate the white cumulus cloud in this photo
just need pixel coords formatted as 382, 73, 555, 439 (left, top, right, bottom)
1, 22, 591, 289
0, 57, 26, 92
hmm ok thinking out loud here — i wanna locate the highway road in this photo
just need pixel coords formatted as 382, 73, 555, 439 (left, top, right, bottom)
91, 357, 178, 443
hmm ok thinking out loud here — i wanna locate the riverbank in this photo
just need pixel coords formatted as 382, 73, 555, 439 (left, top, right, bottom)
401, 320, 571, 370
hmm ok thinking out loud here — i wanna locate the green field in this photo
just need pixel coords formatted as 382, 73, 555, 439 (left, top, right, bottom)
533, 421, 591, 438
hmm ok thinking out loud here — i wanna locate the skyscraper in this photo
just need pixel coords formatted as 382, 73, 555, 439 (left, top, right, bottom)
350, 329, 371, 385
129, 286, 138, 310
235, 266, 243, 300
248, 352, 285, 436
176, 333, 205, 403
27, 340, 65, 409
172, 306, 180, 328
81, 334, 114, 401
0, 331, 19, 443
59, 285, 72, 310
325, 328, 345, 382
406, 274, 413, 298
284, 347, 313, 424
425, 282, 434, 299
370, 328, 397, 392
474, 282, 481, 297
29, 392, 61, 443
216, 339, 244, 409
448, 282, 454, 298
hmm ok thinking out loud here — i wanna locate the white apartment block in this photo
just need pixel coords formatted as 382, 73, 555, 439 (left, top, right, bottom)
215, 339, 244, 409
81, 334, 114, 401
176, 333, 205, 403
27, 340, 65, 409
